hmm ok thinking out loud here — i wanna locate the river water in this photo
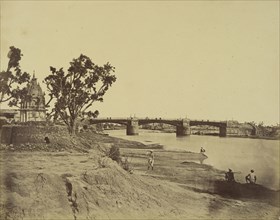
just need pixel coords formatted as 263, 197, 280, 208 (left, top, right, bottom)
106, 129, 280, 190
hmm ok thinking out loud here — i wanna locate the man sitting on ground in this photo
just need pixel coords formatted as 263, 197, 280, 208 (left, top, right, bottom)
200, 147, 206, 153
246, 169, 257, 184
225, 168, 235, 182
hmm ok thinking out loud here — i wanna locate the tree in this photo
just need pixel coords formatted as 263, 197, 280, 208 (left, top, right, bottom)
44, 54, 116, 135
0, 46, 31, 107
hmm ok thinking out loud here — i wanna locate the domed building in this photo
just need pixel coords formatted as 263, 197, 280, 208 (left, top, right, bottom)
19, 73, 47, 122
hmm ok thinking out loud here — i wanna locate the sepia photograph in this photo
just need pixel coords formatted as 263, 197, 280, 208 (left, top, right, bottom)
0, 1, 279, 219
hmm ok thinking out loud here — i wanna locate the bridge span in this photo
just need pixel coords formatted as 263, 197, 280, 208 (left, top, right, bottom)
89, 118, 228, 137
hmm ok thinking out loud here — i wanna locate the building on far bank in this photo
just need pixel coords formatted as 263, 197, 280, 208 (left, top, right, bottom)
19, 74, 47, 122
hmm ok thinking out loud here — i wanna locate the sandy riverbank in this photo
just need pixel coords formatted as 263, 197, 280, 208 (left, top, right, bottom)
0, 131, 279, 219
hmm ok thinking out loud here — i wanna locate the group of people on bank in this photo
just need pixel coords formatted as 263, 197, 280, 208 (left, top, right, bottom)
200, 146, 257, 184
225, 168, 257, 184
146, 147, 257, 185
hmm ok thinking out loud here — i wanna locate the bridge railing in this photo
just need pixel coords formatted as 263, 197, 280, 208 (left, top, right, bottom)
90, 117, 228, 122
91, 117, 184, 121
190, 119, 228, 123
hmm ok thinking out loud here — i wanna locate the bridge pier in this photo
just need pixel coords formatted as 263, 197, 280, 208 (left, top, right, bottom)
126, 119, 139, 135
219, 126, 227, 137
176, 119, 191, 136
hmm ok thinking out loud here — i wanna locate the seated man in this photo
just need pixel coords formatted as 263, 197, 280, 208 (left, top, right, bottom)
246, 170, 257, 184
225, 169, 235, 182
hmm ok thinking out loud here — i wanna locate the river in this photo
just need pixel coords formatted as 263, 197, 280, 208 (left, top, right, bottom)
105, 129, 280, 190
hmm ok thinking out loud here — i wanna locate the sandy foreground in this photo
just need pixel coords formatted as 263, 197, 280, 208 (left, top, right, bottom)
0, 131, 279, 220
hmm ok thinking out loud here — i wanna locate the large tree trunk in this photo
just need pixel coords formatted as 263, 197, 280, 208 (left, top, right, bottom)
68, 118, 77, 136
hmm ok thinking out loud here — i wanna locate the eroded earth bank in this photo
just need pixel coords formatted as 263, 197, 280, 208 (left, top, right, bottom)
0, 129, 279, 219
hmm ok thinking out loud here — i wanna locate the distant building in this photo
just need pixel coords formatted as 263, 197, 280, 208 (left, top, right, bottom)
19, 74, 47, 122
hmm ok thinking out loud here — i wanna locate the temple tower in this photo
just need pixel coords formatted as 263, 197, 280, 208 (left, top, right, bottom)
19, 73, 47, 122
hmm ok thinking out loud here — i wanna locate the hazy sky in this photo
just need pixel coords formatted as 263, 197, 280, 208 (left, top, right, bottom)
1, 1, 279, 125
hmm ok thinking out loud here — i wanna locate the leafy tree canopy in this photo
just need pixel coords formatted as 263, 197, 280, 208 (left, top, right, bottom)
44, 54, 116, 135
0, 46, 30, 107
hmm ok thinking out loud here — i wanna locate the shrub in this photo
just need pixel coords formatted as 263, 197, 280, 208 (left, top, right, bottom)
121, 157, 133, 174
98, 157, 108, 168
108, 144, 121, 163
108, 144, 133, 173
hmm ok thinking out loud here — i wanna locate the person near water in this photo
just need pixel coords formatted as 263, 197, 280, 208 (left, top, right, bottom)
246, 169, 257, 184
200, 147, 206, 153
225, 168, 235, 182
147, 150, 155, 170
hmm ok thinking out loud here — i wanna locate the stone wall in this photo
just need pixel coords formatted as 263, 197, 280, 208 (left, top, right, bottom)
0, 125, 13, 144
0, 124, 69, 145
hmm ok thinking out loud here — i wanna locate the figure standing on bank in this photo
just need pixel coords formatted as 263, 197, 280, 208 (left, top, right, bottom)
147, 150, 155, 170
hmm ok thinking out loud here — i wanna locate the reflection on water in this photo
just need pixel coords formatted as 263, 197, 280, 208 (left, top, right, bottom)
181, 153, 207, 164
199, 154, 207, 164
106, 129, 280, 190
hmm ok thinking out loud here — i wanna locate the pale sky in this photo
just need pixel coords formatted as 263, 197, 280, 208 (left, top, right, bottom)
0, 1, 279, 125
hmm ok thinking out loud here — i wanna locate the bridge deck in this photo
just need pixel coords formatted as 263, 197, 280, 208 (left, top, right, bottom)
89, 118, 227, 127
